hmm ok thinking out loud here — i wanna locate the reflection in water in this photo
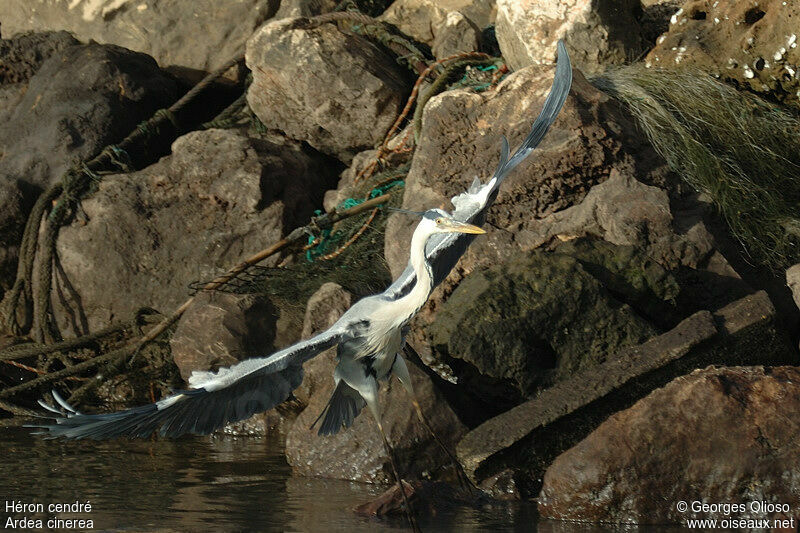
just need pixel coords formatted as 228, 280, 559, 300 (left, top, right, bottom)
0, 427, 537, 531
0, 427, 680, 531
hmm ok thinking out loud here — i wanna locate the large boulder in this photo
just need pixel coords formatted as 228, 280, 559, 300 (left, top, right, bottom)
0, 36, 177, 300
428, 244, 661, 406
286, 358, 468, 483
495, 0, 647, 74
245, 18, 410, 163
168, 291, 303, 436
0, 0, 278, 74
285, 283, 467, 483
646, 0, 800, 109
53, 128, 338, 336
539, 365, 800, 524
0, 41, 178, 193
170, 292, 302, 382
384, 66, 686, 282
379, 0, 495, 49
427, 233, 756, 412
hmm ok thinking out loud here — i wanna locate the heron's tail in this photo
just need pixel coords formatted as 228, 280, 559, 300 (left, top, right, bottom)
493, 39, 573, 188
312, 380, 366, 436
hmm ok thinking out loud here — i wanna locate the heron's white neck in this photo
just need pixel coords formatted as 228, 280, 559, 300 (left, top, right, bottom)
386, 225, 435, 325
362, 225, 435, 357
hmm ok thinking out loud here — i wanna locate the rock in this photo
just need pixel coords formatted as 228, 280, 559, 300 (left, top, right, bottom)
245, 18, 410, 163
274, 0, 338, 19
646, 0, 800, 109
639, 0, 682, 46
384, 66, 682, 281
495, 0, 646, 74
429, 235, 753, 413
53, 128, 338, 337
0, 41, 178, 193
456, 291, 796, 491
286, 352, 467, 483
285, 282, 467, 483
0, 38, 177, 300
170, 292, 301, 382
0, 0, 279, 74
457, 310, 715, 485
788, 264, 800, 311
0, 181, 28, 299
513, 169, 692, 266
428, 245, 660, 406
431, 11, 481, 60
0, 30, 79, 86
380, 0, 496, 46
539, 366, 800, 524
478, 469, 520, 501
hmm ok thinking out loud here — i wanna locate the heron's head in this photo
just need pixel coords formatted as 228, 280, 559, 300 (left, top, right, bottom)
405, 208, 486, 237
424, 209, 485, 235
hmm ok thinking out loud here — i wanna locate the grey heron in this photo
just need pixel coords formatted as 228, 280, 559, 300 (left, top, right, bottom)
31, 40, 572, 528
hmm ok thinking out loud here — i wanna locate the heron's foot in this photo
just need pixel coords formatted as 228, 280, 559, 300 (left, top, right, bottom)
354, 480, 419, 517
376, 422, 421, 532
409, 398, 478, 495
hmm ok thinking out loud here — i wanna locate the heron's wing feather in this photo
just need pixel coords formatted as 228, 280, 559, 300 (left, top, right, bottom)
29, 326, 346, 439
385, 41, 572, 296
312, 379, 366, 436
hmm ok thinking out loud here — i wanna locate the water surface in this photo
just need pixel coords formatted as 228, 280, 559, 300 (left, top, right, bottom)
1, 426, 683, 531
0, 426, 544, 532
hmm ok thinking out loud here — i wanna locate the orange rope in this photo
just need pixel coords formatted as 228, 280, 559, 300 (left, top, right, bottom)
3, 359, 45, 374
2, 359, 85, 381
318, 208, 379, 260
354, 51, 492, 185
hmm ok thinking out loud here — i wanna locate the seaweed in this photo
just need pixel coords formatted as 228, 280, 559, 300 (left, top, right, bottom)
593, 65, 800, 271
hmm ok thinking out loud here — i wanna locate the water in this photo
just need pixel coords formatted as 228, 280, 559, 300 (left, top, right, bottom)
1, 426, 680, 532
1, 426, 548, 532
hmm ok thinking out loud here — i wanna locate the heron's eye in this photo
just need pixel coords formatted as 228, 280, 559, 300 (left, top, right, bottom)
436, 218, 443, 225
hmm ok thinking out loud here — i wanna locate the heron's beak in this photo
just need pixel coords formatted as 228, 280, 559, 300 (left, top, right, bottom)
445, 221, 486, 234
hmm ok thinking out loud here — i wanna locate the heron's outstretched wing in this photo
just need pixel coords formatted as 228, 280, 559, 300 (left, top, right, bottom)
29, 326, 346, 439
386, 41, 573, 297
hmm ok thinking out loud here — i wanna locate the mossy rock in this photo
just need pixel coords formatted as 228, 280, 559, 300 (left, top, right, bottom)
428, 240, 666, 404
559, 238, 682, 329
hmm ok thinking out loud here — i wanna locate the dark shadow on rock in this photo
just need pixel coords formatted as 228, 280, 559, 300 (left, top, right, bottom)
698, 203, 800, 345
52, 250, 89, 337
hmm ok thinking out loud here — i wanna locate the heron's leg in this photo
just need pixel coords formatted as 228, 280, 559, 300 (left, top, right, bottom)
391, 353, 476, 492
361, 381, 420, 532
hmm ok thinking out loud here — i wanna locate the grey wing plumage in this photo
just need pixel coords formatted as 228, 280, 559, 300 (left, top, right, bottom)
28, 327, 345, 439
386, 40, 573, 296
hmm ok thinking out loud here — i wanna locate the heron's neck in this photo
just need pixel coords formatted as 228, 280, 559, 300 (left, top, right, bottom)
390, 228, 434, 323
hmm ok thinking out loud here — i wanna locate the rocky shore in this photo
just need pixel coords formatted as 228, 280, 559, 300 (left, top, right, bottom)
1, 0, 799, 527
